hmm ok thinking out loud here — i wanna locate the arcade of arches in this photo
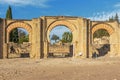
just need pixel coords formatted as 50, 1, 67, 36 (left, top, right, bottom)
0, 16, 120, 59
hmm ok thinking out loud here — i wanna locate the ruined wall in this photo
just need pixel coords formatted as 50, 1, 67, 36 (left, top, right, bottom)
91, 21, 120, 57
41, 16, 90, 58
0, 16, 120, 59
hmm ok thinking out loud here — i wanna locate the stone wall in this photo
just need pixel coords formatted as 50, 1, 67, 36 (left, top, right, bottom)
7, 42, 31, 58
0, 16, 120, 59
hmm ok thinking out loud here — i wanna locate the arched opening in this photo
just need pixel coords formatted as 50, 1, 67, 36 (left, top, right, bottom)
45, 20, 77, 58
93, 29, 110, 39
9, 28, 29, 43
92, 29, 110, 58
6, 22, 32, 58
91, 23, 115, 58
48, 25, 73, 58
8, 27, 31, 58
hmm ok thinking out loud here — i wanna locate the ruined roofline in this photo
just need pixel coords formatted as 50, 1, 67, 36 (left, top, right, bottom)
2, 18, 32, 21
4, 16, 118, 22
91, 20, 117, 23
40, 16, 92, 21
8, 19, 32, 21
41, 16, 78, 18
1, 16, 90, 21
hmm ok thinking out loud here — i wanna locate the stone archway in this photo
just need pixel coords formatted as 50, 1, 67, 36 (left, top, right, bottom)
47, 20, 77, 43
45, 20, 77, 58
6, 22, 32, 43
91, 23, 114, 43
91, 23, 115, 57
92, 23, 114, 35
6, 21, 32, 58
1, 16, 120, 59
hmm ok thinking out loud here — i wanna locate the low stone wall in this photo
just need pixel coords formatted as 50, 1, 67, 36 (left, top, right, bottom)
49, 45, 73, 57
49, 45, 70, 53
7, 42, 31, 58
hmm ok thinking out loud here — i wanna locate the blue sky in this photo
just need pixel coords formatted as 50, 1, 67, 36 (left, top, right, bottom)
1, 0, 120, 43
0, 0, 120, 20
50, 26, 71, 43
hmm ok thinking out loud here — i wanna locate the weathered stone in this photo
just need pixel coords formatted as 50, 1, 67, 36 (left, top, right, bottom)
0, 16, 119, 59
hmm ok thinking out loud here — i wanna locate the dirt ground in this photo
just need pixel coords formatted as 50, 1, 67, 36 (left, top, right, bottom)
0, 57, 120, 80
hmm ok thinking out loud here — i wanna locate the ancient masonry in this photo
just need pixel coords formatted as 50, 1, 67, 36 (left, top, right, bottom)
0, 16, 120, 59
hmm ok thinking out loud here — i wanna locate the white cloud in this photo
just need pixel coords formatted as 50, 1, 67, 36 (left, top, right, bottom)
89, 2, 120, 21
88, 2, 120, 21
88, 9, 120, 21
114, 2, 120, 7
0, 0, 50, 8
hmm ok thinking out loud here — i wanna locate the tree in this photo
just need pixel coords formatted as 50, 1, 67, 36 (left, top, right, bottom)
93, 29, 110, 38
51, 34, 59, 43
6, 6, 12, 19
109, 16, 114, 22
62, 32, 72, 43
109, 13, 119, 22
19, 34, 29, 44
6, 6, 19, 43
9, 28, 19, 43
115, 13, 119, 22
18, 29, 29, 43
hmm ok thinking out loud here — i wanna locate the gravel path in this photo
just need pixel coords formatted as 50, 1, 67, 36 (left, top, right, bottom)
0, 57, 120, 80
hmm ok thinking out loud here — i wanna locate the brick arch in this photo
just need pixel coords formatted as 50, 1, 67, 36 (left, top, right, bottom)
47, 20, 77, 32
46, 20, 77, 43
6, 22, 32, 43
7, 22, 32, 34
92, 23, 114, 35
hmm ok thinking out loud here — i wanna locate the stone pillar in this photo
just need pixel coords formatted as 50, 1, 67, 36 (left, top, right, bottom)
44, 41, 48, 58
2, 19, 7, 59
89, 44, 93, 58
82, 19, 88, 58
30, 19, 42, 59
110, 32, 119, 57
72, 41, 77, 58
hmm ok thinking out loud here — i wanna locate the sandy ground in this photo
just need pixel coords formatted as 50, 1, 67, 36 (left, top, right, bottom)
0, 57, 120, 80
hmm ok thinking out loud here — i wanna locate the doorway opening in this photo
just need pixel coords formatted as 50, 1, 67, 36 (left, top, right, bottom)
8, 28, 31, 58
92, 29, 110, 58
48, 26, 73, 58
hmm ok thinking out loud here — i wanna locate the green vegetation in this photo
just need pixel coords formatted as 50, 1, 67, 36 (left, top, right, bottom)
6, 6, 19, 43
61, 32, 72, 43
6, 6, 12, 19
95, 13, 119, 39
51, 34, 59, 43
19, 34, 29, 44
9, 28, 29, 44
93, 29, 110, 38
6, 6, 29, 43
18, 29, 29, 43
109, 13, 119, 22
94, 14, 119, 38
9, 28, 19, 43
